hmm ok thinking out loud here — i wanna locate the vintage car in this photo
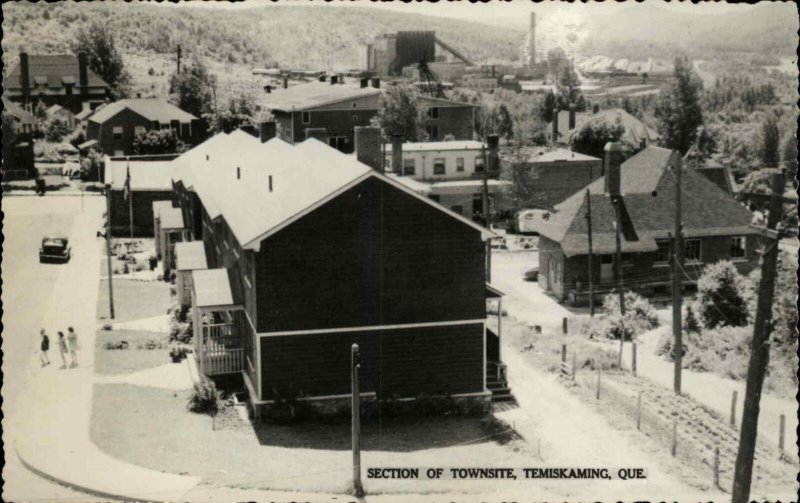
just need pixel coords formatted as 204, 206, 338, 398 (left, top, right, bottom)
39, 237, 71, 263
523, 266, 539, 281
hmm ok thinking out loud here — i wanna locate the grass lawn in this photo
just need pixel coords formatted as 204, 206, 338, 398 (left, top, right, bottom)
94, 329, 171, 375
97, 277, 174, 322
91, 384, 535, 495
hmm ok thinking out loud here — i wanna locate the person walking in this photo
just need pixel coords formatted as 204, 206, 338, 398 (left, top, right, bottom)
57, 332, 69, 369
67, 326, 79, 368
39, 329, 50, 367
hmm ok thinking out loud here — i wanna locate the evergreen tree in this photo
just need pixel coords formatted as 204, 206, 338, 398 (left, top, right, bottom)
760, 110, 780, 167
497, 104, 514, 141
695, 261, 750, 329
169, 58, 215, 120
654, 55, 704, 155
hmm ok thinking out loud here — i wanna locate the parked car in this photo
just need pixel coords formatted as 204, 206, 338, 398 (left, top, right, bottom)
523, 266, 539, 281
39, 237, 71, 263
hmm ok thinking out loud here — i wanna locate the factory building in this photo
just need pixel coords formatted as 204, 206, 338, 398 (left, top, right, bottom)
366, 31, 474, 77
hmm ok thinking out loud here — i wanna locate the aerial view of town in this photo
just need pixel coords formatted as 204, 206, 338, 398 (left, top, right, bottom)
1, 1, 797, 502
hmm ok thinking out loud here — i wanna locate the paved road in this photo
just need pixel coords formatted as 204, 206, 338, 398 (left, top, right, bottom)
2, 195, 106, 502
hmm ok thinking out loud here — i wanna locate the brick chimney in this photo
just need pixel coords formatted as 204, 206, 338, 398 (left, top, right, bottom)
354, 126, 382, 172
371, 77, 381, 89
78, 52, 88, 96
487, 134, 499, 173
20, 52, 30, 104
568, 103, 576, 130
390, 135, 403, 174
260, 121, 277, 143
305, 128, 327, 142
604, 142, 623, 197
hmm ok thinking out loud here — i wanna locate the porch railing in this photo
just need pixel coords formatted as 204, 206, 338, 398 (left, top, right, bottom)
199, 321, 245, 376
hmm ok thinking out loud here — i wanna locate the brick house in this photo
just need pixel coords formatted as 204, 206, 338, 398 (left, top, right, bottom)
87, 99, 203, 156
264, 79, 475, 153
169, 127, 507, 413
534, 144, 759, 306
5, 52, 110, 114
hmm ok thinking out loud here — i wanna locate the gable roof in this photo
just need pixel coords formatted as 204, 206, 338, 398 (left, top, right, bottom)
263, 82, 382, 111
536, 146, 756, 256
104, 157, 177, 191
88, 99, 197, 125
508, 147, 601, 163
694, 166, 736, 196
6, 54, 108, 89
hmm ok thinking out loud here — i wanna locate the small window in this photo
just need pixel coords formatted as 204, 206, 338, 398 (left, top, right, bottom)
433, 158, 446, 175
685, 239, 702, 263
427, 107, 439, 120
730, 236, 746, 259
456, 157, 465, 172
475, 155, 485, 173
402, 159, 416, 176
301, 111, 311, 124
655, 240, 670, 264
426, 125, 439, 140
112, 126, 123, 140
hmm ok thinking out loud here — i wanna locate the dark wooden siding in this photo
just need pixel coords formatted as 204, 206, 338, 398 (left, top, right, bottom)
259, 323, 484, 399
109, 189, 175, 237
254, 176, 486, 333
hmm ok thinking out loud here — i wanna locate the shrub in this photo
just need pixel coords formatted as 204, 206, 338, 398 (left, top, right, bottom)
684, 304, 701, 333
138, 338, 163, 350
101, 323, 113, 331
169, 305, 193, 343
579, 347, 620, 371
187, 377, 222, 415
103, 340, 129, 350
45, 117, 71, 142
695, 261, 751, 329
601, 290, 659, 340
170, 345, 190, 362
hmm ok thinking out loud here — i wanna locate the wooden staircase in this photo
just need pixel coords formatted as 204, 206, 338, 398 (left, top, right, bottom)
486, 361, 513, 402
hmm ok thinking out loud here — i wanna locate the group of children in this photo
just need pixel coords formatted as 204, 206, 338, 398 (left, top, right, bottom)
39, 327, 79, 369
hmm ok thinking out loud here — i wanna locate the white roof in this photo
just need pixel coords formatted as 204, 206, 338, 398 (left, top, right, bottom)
175, 241, 208, 271
524, 148, 600, 163
152, 200, 174, 219
160, 208, 185, 230
105, 158, 176, 191
386, 141, 485, 153
192, 268, 242, 309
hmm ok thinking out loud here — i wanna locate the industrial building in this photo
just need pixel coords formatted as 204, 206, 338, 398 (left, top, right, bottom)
366, 31, 474, 77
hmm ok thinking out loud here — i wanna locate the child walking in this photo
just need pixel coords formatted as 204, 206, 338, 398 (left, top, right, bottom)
67, 327, 80, 368
40, 329, 50, 366
57, 332, 69, 369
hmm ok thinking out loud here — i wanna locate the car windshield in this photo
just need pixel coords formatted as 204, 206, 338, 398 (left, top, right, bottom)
42, 245, 65, 254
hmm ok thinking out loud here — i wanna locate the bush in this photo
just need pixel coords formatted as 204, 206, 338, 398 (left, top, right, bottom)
187, 378, 222, 415
45, 117, 72, 142
103, 340, 129, 350
600, 290, 659, 340
101, 323, 113, 331
169, 305, 193, 343
170, 345, 190, 362
695, 261, 751, 329
138, 338, 163, 350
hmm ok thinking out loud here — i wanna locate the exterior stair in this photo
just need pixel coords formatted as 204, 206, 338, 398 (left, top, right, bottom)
486, 361, 514, 402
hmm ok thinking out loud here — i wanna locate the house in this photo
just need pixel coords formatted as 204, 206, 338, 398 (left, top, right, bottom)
1, 96, 37, 180
502, 147, 603, 211
5, 52, 110, 114
169, 126, 508, 414
103, 154, 181, 236
384, 139, 512, 220
548, 107, 660, 151
46, 104, 77, 129
87, 99, 202, 156
534, 143, 759, 306
263, 79, 475, 152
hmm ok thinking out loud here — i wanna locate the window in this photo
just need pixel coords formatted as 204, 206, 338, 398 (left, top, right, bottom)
301, 111, 311, 124
655, 240, 670, 264
112, 126, 123, 140
730, 236, 746, 259
475, 156, 485, 173
426, 125, 439, 140
134, 126, 146, 137
427, 107, 439, 120
328, 136, 348, 152
456, 157, 465, 172
433, 158, 446, 175
685, 239, 702, 263
402, 158, 416, 176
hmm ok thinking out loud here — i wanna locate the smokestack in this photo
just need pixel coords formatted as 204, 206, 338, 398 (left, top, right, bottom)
177, 45, 182, 74
487, 134, 499, 173
78, 52, 88, 96
260, 121, 277, 143
391, 135, 403, 175
20, 52, 30, 104
568, 103, 576, 130
529, 12, 536, 68
371, 77, 381, 89
604, 142, 623, 197
354, 126, 383, 172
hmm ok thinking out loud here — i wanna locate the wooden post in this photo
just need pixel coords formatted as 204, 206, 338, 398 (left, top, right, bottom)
672, 154, 684, 395
562, 317, 568, 334
585, 189, 595, 316
636, 391, 642, 431
571, 352, 576, 381
632, 342, 638, 377
671, 419, 677, 456
104, 184, 115, 319
351, 343, 364, 497
730, 390, 738, 428
732, 170, 786, 503
714, 446, 720, 489
596, 368, 601, 399
779, 414, 785, 454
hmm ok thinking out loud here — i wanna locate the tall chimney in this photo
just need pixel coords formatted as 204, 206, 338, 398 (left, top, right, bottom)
604, 142, 623, 197
354, 126, 383, 172
260, 121, 277, 143
487, 134, 499, 173
371, 77, 381, 89
177, 45, 182, 74
529, 12, 536, 68
391, 135, 403, 175
78, 52, 88, 96
551, 107, 559, 142
568, 103, 576, 130
20, 52, 30, 105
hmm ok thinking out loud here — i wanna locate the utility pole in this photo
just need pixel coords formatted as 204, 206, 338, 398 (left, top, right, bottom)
483, 135, 499, 283
732, 170, 786, 503
672, 156, 684, 395
176, 44, 182, 74
585, 189, 594, 316
613, 197, 625, 368
104, 184, 115, 319
351, 343, 364, 498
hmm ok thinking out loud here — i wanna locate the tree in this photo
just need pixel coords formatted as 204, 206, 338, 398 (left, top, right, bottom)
132, 129, 188, 155
2, 112, 19, 154
169, 58, 215, 120
546, 47, 568, 81
497, 104, 514, 141
694, 261, 751, 329
555, 61, 583, 109
371, 84, 428, 142
781, 133, 797, 178
654, 55, 704, 155
206, 92, 271, 134
739, 167, 783, 213
45, 117, 71, 143
73, 21, 131, 99
540, 90, 556, 123
569, 116, 625, 159
683, 304, 701, 334
685, 125, 718, 166
760, 110, 780, 167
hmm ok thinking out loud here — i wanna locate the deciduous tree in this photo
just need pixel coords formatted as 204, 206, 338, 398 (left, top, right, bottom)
73, 21, 131, 99
569, 116, 625, 159
169, 58, 215, 119
371, 84, 428, 142
132, 129, 188, 155
655, 55, 704, 155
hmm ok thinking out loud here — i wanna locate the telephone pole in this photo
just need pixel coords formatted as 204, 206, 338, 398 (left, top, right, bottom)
585, 189, 595, 316
732, 170, 786, 503
351, 344, 364, 498
104, 184, 115, 319
613, 197, 625, 368
672, 155, 684, 395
